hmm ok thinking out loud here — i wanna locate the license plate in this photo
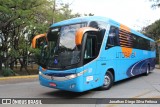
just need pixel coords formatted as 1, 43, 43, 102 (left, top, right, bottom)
49, 82, 56, 87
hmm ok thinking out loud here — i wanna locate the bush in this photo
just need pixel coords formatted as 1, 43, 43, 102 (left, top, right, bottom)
2, 68, 15, 77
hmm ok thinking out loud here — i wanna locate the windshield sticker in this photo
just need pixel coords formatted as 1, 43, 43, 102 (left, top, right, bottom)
86, 76, 93, 82
54, 59, 58, 64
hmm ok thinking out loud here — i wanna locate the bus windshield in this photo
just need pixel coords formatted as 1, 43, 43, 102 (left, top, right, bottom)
40, 23, 86, 69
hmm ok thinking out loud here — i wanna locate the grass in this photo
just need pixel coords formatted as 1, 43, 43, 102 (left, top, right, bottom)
13, 64, 39, 75
0, 64, 39, 77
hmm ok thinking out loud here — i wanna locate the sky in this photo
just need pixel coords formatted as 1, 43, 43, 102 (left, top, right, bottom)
61, 0, 160, 30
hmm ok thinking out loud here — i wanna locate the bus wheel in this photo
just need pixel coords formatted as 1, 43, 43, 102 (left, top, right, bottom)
145, 65, 150, 76
101, 71, 113, 90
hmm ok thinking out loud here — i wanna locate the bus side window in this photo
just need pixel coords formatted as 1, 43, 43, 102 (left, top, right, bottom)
132, 33, 152, 51
106, 26, 119, 49
84, 36, 97, 59
89, 21, 107, 51
83, 34, 97, 64
89, 21, 106, 48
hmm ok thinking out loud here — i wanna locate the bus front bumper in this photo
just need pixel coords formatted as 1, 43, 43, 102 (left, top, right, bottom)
39, 71, 84, 92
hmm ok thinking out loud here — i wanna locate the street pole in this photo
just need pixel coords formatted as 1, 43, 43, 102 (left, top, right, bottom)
159, 46, 160, 68
0, 36, 3, 70
157, 40, 160, 68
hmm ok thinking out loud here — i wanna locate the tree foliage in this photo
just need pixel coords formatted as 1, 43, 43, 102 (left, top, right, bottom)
84, 13, 94, 16
142, 1, 160, 39
143, 19, 160, 40
0, 0, 82, 72
150, 0, 160, 8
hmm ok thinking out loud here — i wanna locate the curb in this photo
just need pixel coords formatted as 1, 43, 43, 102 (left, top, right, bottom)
0, 75, 38, 80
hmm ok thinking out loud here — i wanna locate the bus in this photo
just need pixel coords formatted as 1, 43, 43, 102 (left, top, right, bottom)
32, 16, 156, 92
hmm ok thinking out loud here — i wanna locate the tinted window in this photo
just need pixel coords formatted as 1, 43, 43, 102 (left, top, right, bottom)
131, 34, 154, 51
83, 34, 97, 65
84, 35, 97, 59
47, 28, 60, 41
106, 26, 119, 49
105, 25, 155, 51
89, 21, 106, 51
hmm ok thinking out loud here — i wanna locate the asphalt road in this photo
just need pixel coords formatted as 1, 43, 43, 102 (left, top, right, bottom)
0, 69, 160, 107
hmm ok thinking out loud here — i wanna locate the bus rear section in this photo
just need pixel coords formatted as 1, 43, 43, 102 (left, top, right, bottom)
104, 25, 156, 81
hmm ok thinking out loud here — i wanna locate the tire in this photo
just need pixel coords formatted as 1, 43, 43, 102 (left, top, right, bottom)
101, 71, 114, 90
144, 65, 150, 76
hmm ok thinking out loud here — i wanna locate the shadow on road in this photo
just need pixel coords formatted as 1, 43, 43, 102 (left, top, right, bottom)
40, 72, 152, 98
90, 72, 151, 92
41, 90, 92, 98
114, 72, 152, 86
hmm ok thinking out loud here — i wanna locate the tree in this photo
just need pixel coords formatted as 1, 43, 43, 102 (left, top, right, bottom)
150, 0, 160, 8
0, 0, 82, 74
0, 0, 50, 72
142, 19, 160, 40
0, 35, 3, 70
84, 13, 94, 16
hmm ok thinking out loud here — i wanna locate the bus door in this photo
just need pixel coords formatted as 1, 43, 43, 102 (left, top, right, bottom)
75, 27, 99, 76
75, 27, 105, 75
83, 32, 98, 75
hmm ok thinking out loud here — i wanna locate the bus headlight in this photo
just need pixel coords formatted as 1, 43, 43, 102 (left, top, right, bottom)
65, 74, 77, 79
39, 69, 88, 81
65, 69, 87, 79
39, 71, 42, 75
39, 71, 51, 80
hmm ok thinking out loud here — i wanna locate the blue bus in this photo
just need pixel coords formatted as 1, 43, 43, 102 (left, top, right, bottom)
32, 16, 156, 92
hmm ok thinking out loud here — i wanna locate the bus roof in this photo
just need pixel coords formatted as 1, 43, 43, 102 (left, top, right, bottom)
51, 16, 154, 42
51, 16, 108, 27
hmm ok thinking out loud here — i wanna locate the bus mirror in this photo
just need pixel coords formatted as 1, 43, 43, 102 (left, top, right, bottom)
32, 33, 47, 48
75, 27, 98, 45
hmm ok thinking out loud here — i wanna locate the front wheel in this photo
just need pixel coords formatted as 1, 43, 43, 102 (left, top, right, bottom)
101, 71, 114, 90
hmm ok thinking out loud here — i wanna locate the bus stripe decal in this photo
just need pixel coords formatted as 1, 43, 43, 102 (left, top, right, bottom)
130, 60, 144, 76
126, 58, 155, 77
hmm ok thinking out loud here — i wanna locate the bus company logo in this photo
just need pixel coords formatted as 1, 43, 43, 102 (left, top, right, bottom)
2, 99, 11, 104
121, 47, 133, 58
116, 47, 136, 58
116, 52, 136, 58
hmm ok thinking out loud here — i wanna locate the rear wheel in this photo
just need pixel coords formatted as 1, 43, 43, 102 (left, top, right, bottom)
144, 65, 150, 76
101, 71, 113, 90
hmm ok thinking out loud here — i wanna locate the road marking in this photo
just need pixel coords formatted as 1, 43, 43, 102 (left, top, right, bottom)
0, 75, 38, 80
149, 96, 160, 98
106, 104, 119, 107
132, 90, 153, 98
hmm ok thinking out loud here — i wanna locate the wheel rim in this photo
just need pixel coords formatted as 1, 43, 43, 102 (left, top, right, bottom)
146, 67, 149, 74
103, 74, 110, 87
